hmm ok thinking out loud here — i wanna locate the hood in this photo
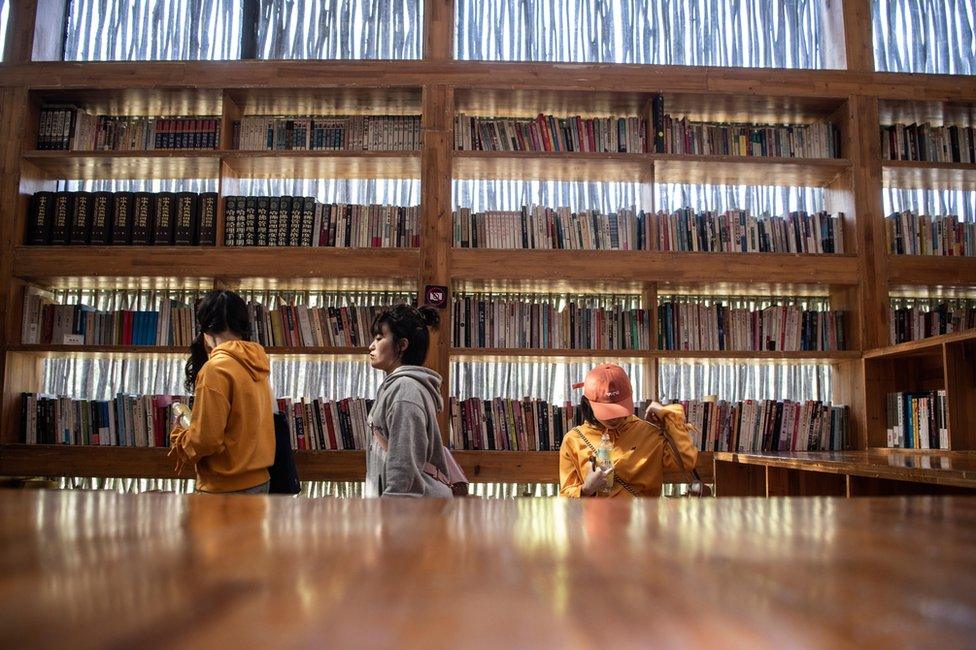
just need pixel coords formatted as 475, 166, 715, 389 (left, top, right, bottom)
383, 365, 443, 411
210, 340, 271, 381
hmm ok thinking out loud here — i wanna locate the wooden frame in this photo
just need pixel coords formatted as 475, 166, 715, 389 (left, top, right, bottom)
1, 0, 975, 483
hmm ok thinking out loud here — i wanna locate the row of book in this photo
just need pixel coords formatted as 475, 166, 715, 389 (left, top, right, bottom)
885, 211, 975, 257
21, 393, 189, 446
454, 207, 648, 251
28, 191, 217, 246
452, 207, 846, 254
451, 297, 652, 350
880, 123, 976, 163
681, 398, 848, 453
658, 302, 848, 352
19, 392, 373, 451
885, 390, 948, 450
654, 209, 845, 254
661, 116, 841, 159
249, 302, 400, 348
454, 114, 649, 153
449, 396, 581, 451
224, 197, 420, 248
447, 396, 847, 452
233, 115, 421, 151
21, 290, 197, 346
37, 106, 221, 151
889, 303, 976, 344
279, 397, 371, 450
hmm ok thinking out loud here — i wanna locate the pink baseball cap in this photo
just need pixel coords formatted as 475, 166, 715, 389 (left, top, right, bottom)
572, 363, 634, 421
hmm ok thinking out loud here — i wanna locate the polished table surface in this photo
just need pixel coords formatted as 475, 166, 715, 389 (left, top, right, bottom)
1, 491, 975, 649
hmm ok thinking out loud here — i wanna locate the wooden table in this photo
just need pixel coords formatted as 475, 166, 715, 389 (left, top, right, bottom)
714, 450, 976, 497
1, 491, 976, 648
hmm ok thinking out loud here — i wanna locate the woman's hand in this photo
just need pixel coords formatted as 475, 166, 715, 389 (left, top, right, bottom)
644, 401, 666, 423
581, 464, 611, 496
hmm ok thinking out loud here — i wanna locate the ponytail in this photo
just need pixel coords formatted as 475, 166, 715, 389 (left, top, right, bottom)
183, 290, 251, 391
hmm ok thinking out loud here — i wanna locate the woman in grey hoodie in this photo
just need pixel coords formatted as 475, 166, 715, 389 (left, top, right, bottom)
365, 304, 453, 498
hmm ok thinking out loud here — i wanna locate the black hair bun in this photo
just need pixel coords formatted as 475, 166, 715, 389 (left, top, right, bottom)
418, 305, 440, 328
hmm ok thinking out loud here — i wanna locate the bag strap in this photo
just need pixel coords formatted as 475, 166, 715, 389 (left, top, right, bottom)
573, 428, 641, 497
656, 420, 706, 495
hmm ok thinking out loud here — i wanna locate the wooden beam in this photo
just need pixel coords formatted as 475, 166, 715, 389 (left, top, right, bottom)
822, 0, 875, 72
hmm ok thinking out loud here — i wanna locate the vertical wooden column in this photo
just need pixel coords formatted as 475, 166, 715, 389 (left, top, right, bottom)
6, 0, 68, 62
821, 0, 875, 71
641, 282, 658, 402
424, 0, 455, 61
847, 95, 887, 351
420, 85, 454, 440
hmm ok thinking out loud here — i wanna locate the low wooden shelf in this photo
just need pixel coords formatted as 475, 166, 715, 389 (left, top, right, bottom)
713, 450, 976, 496
22, 150, 221, 180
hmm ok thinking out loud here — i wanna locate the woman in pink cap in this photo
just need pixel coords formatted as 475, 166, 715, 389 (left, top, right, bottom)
559, 363, 699, 497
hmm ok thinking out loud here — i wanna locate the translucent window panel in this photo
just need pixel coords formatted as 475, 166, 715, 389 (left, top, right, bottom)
452, 359, 647, 403
237, 179, 420, 207
0, 1, 10, 61
64, 0, 242, 61
654, 183, 825, 214
658, 360, 833, 402
873, 0, 976, 74
454, 179, 647, 212
256, 0, 422, 60
456, 0, 827, 68
59, 179, 219, 193
883, 188, 976, 222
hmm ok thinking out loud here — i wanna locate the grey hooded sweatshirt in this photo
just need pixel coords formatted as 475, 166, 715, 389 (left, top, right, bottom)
365, 365, 453, 498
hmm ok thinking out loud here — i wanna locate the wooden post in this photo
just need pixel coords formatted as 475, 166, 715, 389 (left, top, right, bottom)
424, 0, 455, 61
420, 84, 454, 440
822, 0, 875, 72
6, 0, 68, 63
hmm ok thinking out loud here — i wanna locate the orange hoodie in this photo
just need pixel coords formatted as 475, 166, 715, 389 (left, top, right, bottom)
169, 340, 275, 493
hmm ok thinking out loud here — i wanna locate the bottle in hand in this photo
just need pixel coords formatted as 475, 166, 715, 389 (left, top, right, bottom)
595, 432, 615, 495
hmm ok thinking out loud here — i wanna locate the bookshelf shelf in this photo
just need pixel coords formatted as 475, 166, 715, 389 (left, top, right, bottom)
11, 246, 421, 282
22, 150, 221, 180
451, 249, 860, 285
882, 161, 976, 191
653, 154, 850, 187
5, 345, 371, 358
5, 60, 976, 102
886, 255, 976, 287
450, 348, 859, 361
453, 151, 850, 186
221, 150, 421, 180
0, 444, 714, 484
22, 150, 422, 181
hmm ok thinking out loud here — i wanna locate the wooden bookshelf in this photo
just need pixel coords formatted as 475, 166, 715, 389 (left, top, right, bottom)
864, 330, 976, 450
1, 0, 974, 485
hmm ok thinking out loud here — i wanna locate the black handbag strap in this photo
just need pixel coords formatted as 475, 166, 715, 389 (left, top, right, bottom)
573, 428, 641, 497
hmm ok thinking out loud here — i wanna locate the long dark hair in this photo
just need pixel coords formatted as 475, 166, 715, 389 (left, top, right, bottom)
578, 396, 599, 426
183, 290, 251, 392
371, 303, 440, 366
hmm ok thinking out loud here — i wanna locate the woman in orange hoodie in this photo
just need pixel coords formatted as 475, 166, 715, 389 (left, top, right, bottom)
170, 290, 275, 494
559, 363, 698, 498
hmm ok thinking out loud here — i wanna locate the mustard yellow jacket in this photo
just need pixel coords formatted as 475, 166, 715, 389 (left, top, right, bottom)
559, 406, 699, 497
170, 341, 275, 493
